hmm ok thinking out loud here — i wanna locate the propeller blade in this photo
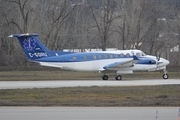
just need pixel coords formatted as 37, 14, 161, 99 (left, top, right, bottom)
156, 52, 161, 61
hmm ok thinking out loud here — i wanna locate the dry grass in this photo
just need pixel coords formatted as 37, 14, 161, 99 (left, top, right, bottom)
0, 85, 179, 106
0, 71, 180, 81
0, 71, 99, 81
0, 70, 179, 106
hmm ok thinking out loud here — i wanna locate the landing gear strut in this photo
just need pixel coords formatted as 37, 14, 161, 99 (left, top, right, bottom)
163, 69, 169, 79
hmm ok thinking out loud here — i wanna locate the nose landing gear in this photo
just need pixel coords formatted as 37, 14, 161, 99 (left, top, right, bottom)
163, 74, 169, 79
163, 69, 169, 79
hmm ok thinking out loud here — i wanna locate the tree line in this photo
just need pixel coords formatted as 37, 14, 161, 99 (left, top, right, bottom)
0, 0, 180, 67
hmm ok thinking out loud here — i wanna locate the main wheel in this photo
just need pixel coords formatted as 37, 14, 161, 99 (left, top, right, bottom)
102, 75, 108, 80
115, 75, 122, 80
163, 74, 169, 79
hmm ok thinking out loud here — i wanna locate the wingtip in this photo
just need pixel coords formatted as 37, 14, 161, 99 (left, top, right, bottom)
8, 35, 13, 37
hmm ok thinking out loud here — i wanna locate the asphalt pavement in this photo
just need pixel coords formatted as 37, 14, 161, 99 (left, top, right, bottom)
0, 79, 180, 89
0, 107, 179, 120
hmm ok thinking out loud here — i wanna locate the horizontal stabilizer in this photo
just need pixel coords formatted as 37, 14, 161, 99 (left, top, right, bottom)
39, 62, 63, 68
8, 33, 39, 38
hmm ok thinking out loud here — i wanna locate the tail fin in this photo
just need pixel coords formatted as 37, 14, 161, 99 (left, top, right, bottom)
9, 33, 50, 60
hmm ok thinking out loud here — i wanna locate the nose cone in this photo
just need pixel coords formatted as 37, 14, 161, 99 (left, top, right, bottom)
163, 59, 170, 65
159, 58, 170, 67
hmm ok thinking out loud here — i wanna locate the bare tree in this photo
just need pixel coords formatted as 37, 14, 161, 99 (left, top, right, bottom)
66, 4, 92, 51
39, 0, 76, 50
115, 1, 158, 51
0, 0, 179, 68
113, 0, 175, 60
165, 2, 180, 65
88, 0, 117, 51
6, 0, 36, 33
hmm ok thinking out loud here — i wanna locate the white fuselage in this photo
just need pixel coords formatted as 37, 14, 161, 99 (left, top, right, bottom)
10, 33, 170, 80
38, 50, 169, 74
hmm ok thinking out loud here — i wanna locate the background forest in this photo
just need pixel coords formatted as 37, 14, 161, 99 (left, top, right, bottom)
0, 0, 180, 70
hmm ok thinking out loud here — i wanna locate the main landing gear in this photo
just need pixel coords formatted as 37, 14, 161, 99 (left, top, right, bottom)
115, 75, 122, 80
102, 75, 108, 80
102, 74, 122, 80
102, 68, 169, 80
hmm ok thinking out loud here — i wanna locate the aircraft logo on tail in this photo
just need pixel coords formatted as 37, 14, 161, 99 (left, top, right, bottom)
23, 37, 36, 51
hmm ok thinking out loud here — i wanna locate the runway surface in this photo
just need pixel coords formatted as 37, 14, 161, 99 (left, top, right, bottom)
0, 79, 180, 89
0, 107, 179, 120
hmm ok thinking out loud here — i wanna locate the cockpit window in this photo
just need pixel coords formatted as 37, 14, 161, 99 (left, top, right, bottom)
136, 52, 140, 57
141, 52, 146, 56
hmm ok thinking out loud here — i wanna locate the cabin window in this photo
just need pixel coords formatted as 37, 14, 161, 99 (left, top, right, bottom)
92, 55, 96, 59
109, 54, 113, 58
84, 56, 88, 60
55, 53, 58, 56
98, 55, 102, 59
136, 52, 140, 57
126, 53, 130, 57
104, 54, 107, 58
120, 53, 124, 57
114, 54, 118, 58
72, 56, 77, 60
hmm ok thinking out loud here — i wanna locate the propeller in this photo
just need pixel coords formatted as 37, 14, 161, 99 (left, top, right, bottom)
155, 52, 162, 70
156, 52, 161, 61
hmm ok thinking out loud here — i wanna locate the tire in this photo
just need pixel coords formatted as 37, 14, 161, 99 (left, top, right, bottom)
163, 74, 169, 79
115, 75, 122, 80
102, 75, 108, 80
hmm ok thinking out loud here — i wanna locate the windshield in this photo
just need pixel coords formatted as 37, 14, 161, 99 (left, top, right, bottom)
141, 52, 146, 56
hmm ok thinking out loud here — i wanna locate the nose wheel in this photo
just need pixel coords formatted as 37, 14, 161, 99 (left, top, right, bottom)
163, 74, 169, 79
163, 68, 169, 79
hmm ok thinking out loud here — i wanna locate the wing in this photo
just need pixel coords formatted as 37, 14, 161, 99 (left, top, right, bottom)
102, 55, 139, 70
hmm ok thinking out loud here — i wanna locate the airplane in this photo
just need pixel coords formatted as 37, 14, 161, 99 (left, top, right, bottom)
8, 33, 170, 80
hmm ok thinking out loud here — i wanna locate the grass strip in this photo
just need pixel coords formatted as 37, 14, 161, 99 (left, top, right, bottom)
0, 85, 179, 106
0, 71, 180, 81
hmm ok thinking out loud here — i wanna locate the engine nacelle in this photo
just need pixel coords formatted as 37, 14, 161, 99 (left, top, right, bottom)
136, 58, 156, 65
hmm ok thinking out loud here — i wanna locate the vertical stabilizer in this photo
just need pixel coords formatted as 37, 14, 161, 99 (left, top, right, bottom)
9, 33, 50, 60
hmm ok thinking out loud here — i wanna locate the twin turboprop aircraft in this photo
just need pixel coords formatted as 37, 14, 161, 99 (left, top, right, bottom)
9, 33, 170, 80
